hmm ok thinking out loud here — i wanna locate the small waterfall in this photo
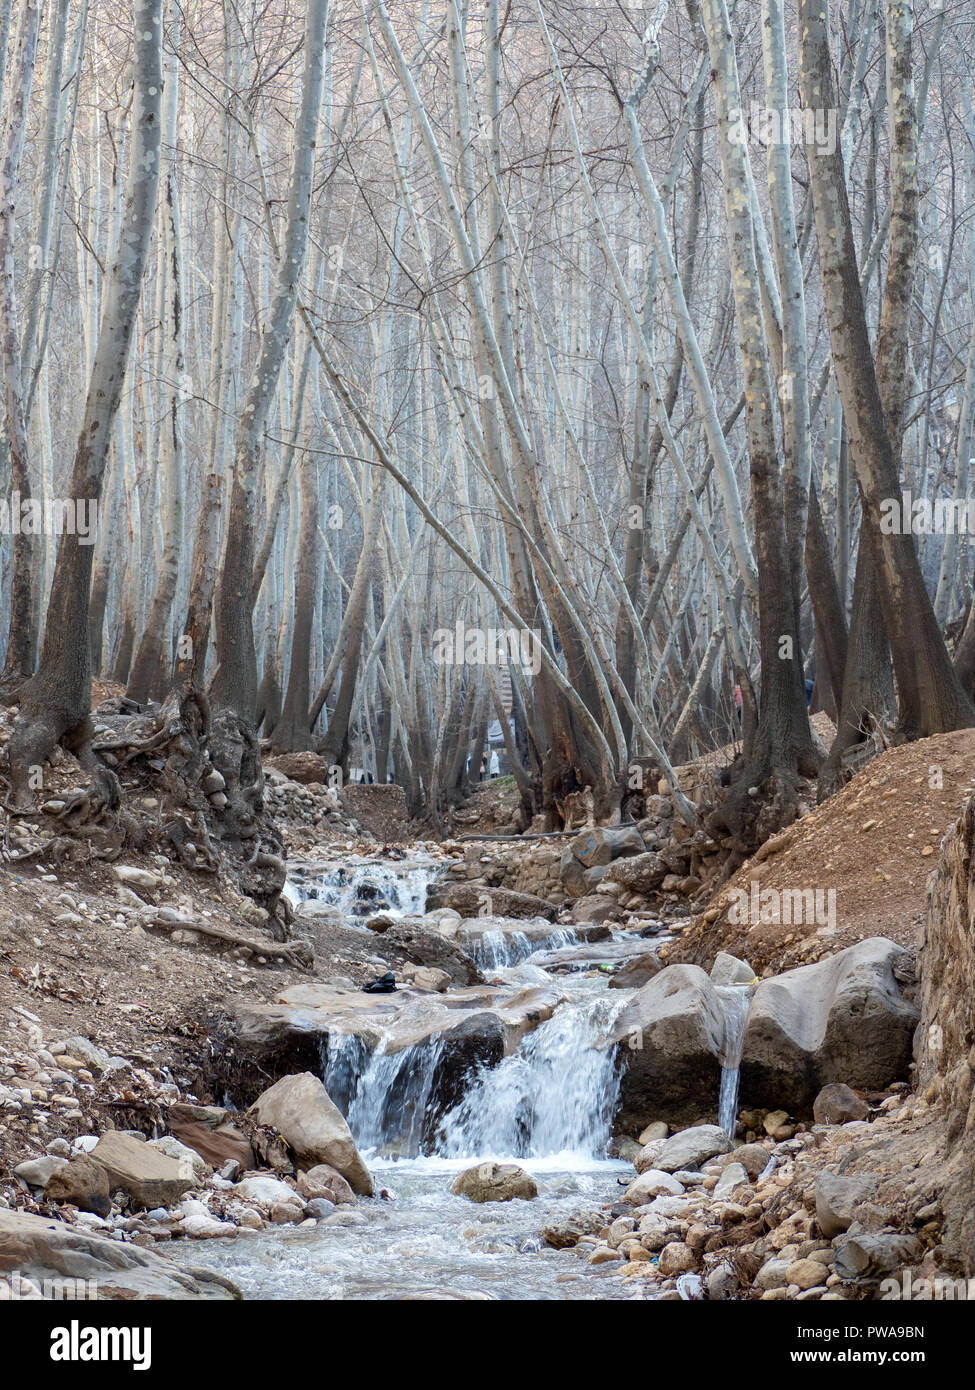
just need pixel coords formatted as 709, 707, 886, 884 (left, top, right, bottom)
715, 983, 753, 1139
286, 856, 439, 918
467, 925, 580, 972
437, 995, 624, 1159
322, 1033, 445, 1157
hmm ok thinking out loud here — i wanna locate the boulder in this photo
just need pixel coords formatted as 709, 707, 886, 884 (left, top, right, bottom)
247, 1072, 373, 1196
90, 1132, 194, 1209
815, 1172, 879, 1239
611, 964, 726, 1123
0, 1209, 238, 1299
606, 852, 669, 894
608, 953, 662, 990
739, 938, 919, 1110
833, 1231, 922, 1282
569, 894, 617, 925
655, 1124, 733, 1172
813, 1082, 870, 1125
297, 1164, 355, 1206
44, 1157, 111, 1218
451, 1162, 537, 1203
570, 825, 645, 869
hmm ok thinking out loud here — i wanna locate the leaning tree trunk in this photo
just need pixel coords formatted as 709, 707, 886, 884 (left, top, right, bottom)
6, 0, 163, 805
799, 0, 975, 739
209, 0, 328, 724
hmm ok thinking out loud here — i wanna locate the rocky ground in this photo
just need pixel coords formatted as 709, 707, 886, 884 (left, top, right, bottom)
1, 706, 973, 1301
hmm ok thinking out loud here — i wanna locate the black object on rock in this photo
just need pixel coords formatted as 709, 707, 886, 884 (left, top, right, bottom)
363, 971, 398, 994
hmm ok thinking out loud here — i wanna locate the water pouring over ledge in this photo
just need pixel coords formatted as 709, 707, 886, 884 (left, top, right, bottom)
715, 982, 754, 1138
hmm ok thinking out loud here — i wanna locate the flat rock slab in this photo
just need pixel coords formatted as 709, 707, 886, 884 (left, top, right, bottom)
91, 1132, 194, 1209
0, 1210, 239, 1299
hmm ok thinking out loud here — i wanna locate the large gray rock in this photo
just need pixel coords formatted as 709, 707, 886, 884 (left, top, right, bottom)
426, 883, 558, 921
833, 1231, 922, 1282
608, 953, 662, 990
813, 1082, 869, 1125
815, 1172, 879, 1239
90, 1132, 194, 1209
451, 1162, 537, 1203
611, 964, 726, 1123
559, 851, 588, 899
740, 937, 919, 1110
0, 1209, 238, 1299
248, 1072, 374, 1196
655, 1124, 733, 1172
710, 952, 756, 987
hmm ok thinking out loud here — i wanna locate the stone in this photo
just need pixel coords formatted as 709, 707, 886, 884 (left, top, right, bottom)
638, 1122, 669, 1144
605, 852, 669, 894
427, 883, 558, 921
710, 952, 756, 987
247, 1072, 373, 1196
655, 1124, 734, 1173
611, 965, 726, 1123
740, 937, 920, 1109
305, 1198, 336, 1220
588, 1246, 620, 1264
114, 865, 161, 892
14, 1157, 67, 1189
608, 953, 662, 990
44, 1157, 112, 1218
833, 1232, 922, 1282
707, 1262, 739, 1299
622, 1169, 685, 1204
297, 1164, 355, 1206
451, 1162, 538, 1203
755, 1257, 792, 1290
727, 1143, 772, 1179
570, 825, 645, 869
815, 1172, 880, 1239
712, 1162, 748, 1199
170, 1120, 255, 1172
569, 895, 617, 925
182, 1214, 237, 1239
234, 1175, 300, 1207
0, 1209, 239, 1299
269, 1200, 305, 1225
633, 1139, 666, 1173
658, 1241, 696, 1275
788, 1258, 828, 1290
149, 1136, 212, 1181
399, 964, 451, 992
90, 1132, 194, 1209
763, 1109, 790, 1135
559, 852, 588, 899
813, 1082, 870, 1125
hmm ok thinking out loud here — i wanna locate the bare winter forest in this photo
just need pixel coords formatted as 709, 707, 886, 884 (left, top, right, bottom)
1, 0, 975, 1326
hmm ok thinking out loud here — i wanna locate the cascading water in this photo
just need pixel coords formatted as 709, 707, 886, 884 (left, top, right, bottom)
285, 855, 440, 918
467, 926, 580, 972
437, 995, 625, 1160
715, 983, 753, 1138
322, 1033, 447, 1156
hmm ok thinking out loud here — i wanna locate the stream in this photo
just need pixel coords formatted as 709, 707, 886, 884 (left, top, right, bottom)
177, 855, 660, 1299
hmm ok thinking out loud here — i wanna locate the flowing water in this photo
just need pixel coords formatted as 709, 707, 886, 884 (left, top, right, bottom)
466, 925, 580, 971
176, 856, 667, 1298
716, 983, 753, 1138
284, 855, 440, 918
